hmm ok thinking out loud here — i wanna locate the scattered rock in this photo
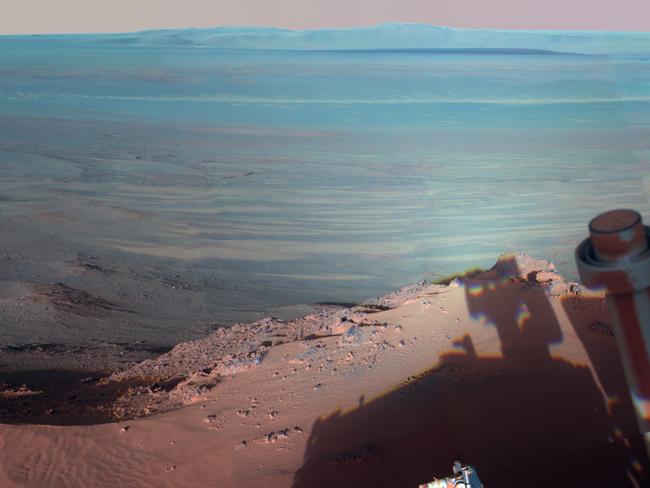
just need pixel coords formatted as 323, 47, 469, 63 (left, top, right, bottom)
338, 325, 371, 347
591, 320, 615, 337
254, 428, 295, 445
535, 271, 563, 283
0, 384, 42, 398
332, 445, 382, 467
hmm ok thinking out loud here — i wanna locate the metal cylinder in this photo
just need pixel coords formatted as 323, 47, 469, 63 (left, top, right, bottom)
575, 209, 650, 462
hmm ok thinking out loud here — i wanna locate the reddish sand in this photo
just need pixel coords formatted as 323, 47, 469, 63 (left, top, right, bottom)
0, 254, 647, 487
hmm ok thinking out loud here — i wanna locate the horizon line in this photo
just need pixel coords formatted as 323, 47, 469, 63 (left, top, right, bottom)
2, 21, 650, 38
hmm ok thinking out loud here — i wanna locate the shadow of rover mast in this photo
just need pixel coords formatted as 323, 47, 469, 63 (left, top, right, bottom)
292, 257, 647, 487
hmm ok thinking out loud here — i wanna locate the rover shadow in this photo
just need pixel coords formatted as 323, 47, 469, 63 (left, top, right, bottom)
561, 292, 648, 478
292, 257, 647, 487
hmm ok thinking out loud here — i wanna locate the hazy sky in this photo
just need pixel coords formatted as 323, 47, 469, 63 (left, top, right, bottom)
3, 0, 650, 35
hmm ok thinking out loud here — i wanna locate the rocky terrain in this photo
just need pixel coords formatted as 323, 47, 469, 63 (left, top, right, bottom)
0, 253, 646, 487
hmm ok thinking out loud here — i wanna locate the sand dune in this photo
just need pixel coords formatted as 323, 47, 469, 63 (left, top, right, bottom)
0, 253, 646, 487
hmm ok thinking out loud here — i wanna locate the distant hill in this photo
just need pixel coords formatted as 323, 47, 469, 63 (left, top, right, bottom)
4, 23, 650, 55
